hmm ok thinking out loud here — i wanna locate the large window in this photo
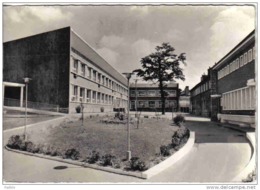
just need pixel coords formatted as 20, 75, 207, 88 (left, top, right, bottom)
168, 90, 177, 97
148, 101, 155, 108
73, 59, 78, 73
248, 49, 253, 62
81, 64, 85, 76
138, 91, 146, 96
79, 88, 85, 102
92, 91, 96, 103
147, 90, 156, 96
86, 90, 91, 102
221, 85, 255, 110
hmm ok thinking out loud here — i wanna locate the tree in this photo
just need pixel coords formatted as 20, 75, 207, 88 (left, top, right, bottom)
133, 43, 186, 115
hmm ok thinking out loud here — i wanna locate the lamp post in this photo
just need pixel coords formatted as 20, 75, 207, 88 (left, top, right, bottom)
23, 77, 31, 141
134, 79, 138, 115
122, 72, 133, 161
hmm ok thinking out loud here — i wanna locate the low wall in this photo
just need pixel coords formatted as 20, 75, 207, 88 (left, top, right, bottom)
218, 114, 255, 128
232, 132, 256, 182
143, 131, 195, 179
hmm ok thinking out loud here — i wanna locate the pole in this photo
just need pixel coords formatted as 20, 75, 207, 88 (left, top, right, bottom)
127, 78, 131, 160
24, 82, 28, 141
135, 79, 138, 115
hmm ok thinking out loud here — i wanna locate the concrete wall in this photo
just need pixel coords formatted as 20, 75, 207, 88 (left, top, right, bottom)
3, 27, 71, 110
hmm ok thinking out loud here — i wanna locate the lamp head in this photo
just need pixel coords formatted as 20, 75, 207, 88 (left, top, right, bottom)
23, 77, 32, 83
122, 72, 132, 80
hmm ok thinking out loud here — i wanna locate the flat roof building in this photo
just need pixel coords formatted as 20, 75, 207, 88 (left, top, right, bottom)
3, 27, 128, 113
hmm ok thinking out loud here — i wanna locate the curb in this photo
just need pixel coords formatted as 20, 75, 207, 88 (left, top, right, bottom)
5, 146, 147, 179
232, 132, 256, 182
4, 132, 195, 180
143, 131, 195, 179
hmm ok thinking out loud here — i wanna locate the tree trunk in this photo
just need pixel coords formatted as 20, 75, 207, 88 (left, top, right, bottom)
159, 80, 165, 115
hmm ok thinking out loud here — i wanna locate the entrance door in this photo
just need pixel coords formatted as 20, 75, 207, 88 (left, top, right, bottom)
4, 86, 21, 107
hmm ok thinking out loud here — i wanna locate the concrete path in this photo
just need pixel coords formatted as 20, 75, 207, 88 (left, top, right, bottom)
3, 116, 251, 183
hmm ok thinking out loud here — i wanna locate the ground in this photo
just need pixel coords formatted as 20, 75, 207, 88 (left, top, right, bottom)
3, 114, 252, 183
13, 116, 179, 162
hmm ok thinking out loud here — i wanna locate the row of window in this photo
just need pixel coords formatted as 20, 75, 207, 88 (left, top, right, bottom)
72, 85, 114, 105
191, 81, 211, 97
130, 100, 177, 109
221, 85, 255, 110
72, 56, 128, 95
130, 90, 177, 97
218, 46, 255, 80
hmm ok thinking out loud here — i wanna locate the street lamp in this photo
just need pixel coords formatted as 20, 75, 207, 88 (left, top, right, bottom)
134, 79, 138, 114
23, 77, 31, 141
122, 72, 133, 161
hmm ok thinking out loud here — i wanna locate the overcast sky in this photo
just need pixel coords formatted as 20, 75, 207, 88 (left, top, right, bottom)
3, 5, 255, 90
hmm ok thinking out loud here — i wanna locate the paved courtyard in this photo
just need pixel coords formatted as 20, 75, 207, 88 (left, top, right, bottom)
3, 115, 252, 183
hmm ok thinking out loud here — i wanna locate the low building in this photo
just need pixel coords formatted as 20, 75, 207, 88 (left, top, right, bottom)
179, 86, 190, 113
3, 27, 128, 113
129, 82, 179, 112
190, 69, 212, 117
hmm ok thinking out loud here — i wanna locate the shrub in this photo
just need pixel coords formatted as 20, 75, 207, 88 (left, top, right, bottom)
64, 148, 80, 160
100, 107, 104, 112
173, 114, 185, 126
115, 112, 125, 121
172, 136, 181, 147
86, 151, 100, 164
75, 105, 81, 113
100, 154, 116, 166
7, 135, 24, 150
129, 157, 147, 171
175, 127, 189, 138
160, 145, 171, 157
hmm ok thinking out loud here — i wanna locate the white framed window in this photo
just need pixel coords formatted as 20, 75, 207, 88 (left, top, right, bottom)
79, 88, 85, 102
81, 63, 85, 76
248, 49, 253, 62
236, 58, 239, 70
240, 55, 243, 67
243, 52, 248, 65
71, 85, 78, 102
148, 101, 155, 108
88, 67, 92, 79
86, 90, 91, 102
92, 91, 96, 103
138, 90, 146, 96
73, 59, 79, 73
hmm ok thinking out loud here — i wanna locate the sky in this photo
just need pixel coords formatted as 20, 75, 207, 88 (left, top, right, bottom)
3, 4, 256, 90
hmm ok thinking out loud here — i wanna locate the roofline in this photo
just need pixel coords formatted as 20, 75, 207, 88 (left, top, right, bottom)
212, 29, 255, 70
3, 26, 71, 43
70, 28, 127, 86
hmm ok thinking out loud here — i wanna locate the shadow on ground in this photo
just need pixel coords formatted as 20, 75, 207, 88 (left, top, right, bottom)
185, 120, 248, 144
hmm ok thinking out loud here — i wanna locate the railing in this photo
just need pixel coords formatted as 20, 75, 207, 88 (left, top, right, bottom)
4, 98, 62, 112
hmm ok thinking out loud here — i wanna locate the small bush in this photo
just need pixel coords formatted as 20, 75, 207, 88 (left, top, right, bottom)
115, 112, 125, 121
175, 127, 189, 138
75, 105, 81, 113
86, 151, 100, 164
129, 157, 147, 171
100, 154, 116, 166
64, 148, 80, 160
7, 135, 24, 149
171, 136, 181, 147
160, 145, 171, 157
173, 115, 185, 126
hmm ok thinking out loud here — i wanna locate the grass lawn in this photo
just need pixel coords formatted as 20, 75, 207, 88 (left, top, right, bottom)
26, 116, 178, 162
3, 116, 61, 131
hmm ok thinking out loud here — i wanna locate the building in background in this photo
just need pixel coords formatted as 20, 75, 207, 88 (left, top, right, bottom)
129, 82, 179, 112
3, 27, 128, 113
190, 69, 212, 117
190, 30, 255, 127
179, 86, 190, 113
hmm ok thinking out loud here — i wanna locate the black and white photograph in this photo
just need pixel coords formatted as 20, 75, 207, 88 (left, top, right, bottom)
2, 2, 257, 188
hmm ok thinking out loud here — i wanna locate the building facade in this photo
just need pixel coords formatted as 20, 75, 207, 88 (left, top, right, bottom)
129, 82, 179, 112
212, 30, 256, 127
179, 86, 190, 113
190, 69, 212, 117
3, 27, 128, 113
190, 30, 256, 127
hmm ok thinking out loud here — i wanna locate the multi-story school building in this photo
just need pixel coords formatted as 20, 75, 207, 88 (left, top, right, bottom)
3, 27, 128, 113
